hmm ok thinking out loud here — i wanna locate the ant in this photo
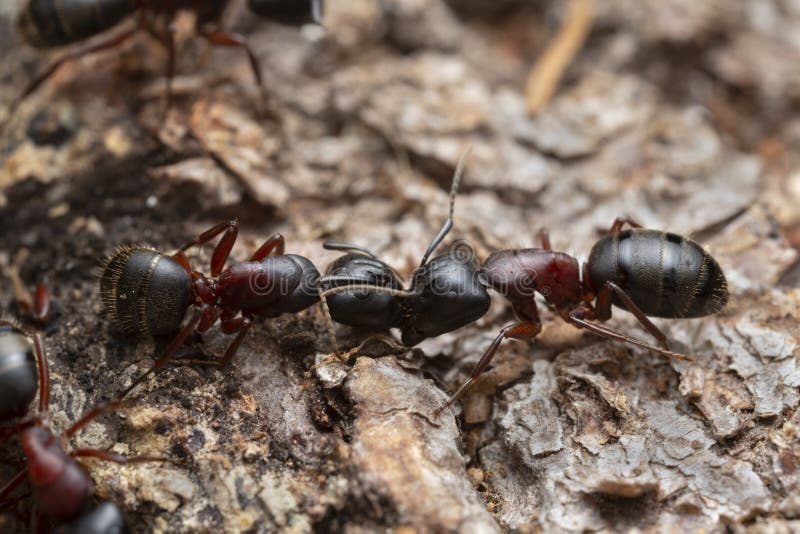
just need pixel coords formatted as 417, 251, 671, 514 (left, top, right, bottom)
0, 314, 166, 530
312, 149, 728, 415
317, 148, 491, 350
99, 222, 322, 397
15, 0, 324, 106
434, 218, 729, 415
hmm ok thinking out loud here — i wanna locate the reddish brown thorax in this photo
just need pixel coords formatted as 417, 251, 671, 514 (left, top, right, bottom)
481, 249, 584, 314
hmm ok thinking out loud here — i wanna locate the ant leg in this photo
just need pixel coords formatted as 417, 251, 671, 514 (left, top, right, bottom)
417, 146, 472, 270
172, 314, 252, 368
0, 470, 28, 501
217, 317, 252, 367
70, 449, 169, 464
323, 243, 379, 259
608, 217, 643, 234
568, 310, 693, 362
594, 281, 669, 349
117, 308, 205, 400
250, 234, 285, 261
176, 220, 239, 277
16, 25, 139, 104
317, 286, 341, 357
31, 286, 49, 323
198, 307, 222, 333
197, 28, 263, 88
31, 330, 50, 415
65, 400, 125, 437
538, 228, 552, 250
434, 320, 542, 417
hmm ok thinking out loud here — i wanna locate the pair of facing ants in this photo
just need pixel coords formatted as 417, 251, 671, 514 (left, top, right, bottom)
97, 148, 728, 414
0, 148, 728, 530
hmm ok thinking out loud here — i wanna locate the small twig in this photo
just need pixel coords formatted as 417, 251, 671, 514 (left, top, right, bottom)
525, 0, 594, 115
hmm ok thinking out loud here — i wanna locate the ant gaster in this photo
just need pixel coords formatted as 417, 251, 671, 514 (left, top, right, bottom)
318, 148, 491, 348
435, 218, 729, 415
15, 0, 324, 105
0, 316, 165, 529
99, 223, 321, 397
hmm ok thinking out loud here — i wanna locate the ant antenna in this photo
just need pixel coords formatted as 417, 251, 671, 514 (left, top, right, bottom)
317, 286, 341, 358
323, 243, 379, 259
417, 146, 472, 271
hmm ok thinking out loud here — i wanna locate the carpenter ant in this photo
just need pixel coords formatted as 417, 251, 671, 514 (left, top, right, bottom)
434, 218, 729, 415
0, 316, 165, 530
318, 148, 491, 349
99, 222, 321, 398
15, 0, 324, 105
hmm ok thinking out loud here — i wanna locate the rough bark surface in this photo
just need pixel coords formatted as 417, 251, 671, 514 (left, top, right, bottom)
1, 1, 799, 532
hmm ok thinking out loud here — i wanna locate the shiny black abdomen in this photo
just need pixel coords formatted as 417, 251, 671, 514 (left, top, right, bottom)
100, 248, 193, 336
0, 328, 38, 421
323, 253, 403, 330
18, 0, 134, 48
587, 229, 728, 318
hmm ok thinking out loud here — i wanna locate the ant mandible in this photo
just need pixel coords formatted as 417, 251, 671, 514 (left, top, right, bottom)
99, 221, 322, 398
15, 0, 324, 106
434, 218, 729, 415
0, 315, 165, 530
317, 147, 491, 350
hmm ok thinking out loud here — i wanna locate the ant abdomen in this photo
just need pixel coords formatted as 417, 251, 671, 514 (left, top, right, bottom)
587, 229, 728, 318
0, 322, 38, 421
17, 0, 133, 48
99, 246, 193, 336
323, 253, 403, 330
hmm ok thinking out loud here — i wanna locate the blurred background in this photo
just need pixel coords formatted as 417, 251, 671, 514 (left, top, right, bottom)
0, 0, 799, 532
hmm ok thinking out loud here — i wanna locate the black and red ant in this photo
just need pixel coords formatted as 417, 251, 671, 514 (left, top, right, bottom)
99, 222, 322, 397
434, 218, 729, 414
314, 150, 729, 415
15, 0, 324, 106
0, 314, 166, 531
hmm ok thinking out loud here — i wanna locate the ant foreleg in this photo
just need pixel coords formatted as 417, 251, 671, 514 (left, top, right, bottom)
250, 234, 286, 261
434, 320, 542, 417
538, 228, 552, 250
70, 449, 170, 465
594, 281, 669, 349
176, 220, 239, 277
197, 28, 263, 88
0, 470, 28, 501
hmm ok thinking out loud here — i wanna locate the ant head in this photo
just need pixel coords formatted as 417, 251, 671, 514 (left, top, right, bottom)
99, 246, 192, 337
249, 0, 324, 25
323, 254, 403, 330
400, 252, 490, 346
0, 323, 37, 421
